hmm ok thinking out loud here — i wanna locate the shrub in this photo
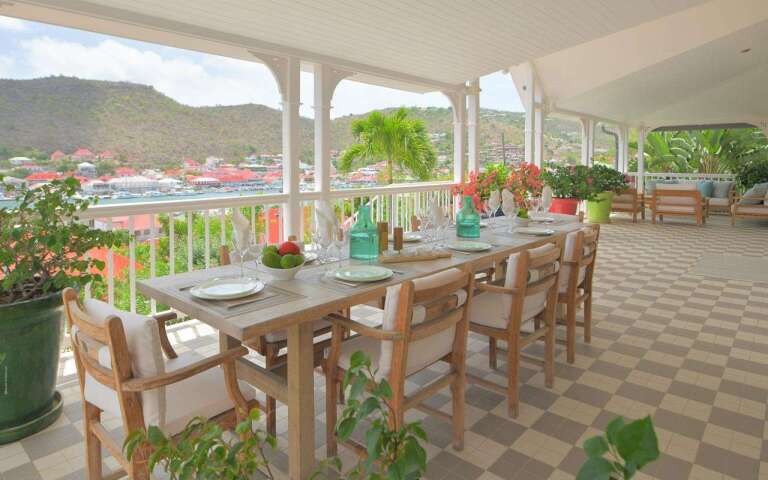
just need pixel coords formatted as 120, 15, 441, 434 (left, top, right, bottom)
589, 164, 629, 194
733, 152, 768, 191
540, 163, 597, 201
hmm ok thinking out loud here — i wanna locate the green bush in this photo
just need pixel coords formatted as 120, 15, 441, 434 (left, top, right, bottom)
589, 164, 629, 194
540, 163, 597, 201
733, 152, 768, 191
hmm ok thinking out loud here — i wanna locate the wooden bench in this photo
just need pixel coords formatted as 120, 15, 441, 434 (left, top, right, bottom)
611, 187, 644, 222
650, 185, 708, 226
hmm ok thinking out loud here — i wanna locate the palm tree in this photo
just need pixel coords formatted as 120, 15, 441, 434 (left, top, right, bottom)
337, 108, 437, 184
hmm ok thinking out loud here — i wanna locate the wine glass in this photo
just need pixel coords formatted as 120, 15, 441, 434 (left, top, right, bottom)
488, 192, 501, 228
530, 197, 542, 219
232, 229, 256, 278
501, 199, 518, 233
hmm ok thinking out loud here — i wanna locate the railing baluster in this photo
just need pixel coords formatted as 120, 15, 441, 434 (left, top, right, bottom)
128, 215, 136, 313
187, 211, 193, 272
169, 213, 175, 276
107, 217, 114, 305
204, 210, 211, 269
149, 213, 157, 314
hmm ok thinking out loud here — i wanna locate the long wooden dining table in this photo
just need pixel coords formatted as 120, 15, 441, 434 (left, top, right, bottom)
138, 214, 583, 479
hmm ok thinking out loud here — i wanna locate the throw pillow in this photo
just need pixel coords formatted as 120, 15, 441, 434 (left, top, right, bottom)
697, 181, 714, 198
739, 182, 768, 205
712, 181, 734, 199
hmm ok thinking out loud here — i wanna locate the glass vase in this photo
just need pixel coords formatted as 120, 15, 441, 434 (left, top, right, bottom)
456, 195, 481, 238
349, 205, 379, 260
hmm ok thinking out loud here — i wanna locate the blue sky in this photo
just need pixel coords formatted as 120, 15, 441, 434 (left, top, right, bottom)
0, 15, 524, 118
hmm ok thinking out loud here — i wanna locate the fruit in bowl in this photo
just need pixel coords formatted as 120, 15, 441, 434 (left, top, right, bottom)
261, 241, 305, 280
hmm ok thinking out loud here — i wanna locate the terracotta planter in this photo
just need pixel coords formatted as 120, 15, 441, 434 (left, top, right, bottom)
549, 197, 579, 215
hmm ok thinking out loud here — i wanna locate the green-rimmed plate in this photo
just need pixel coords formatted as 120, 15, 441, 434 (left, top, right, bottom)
446, 240, 492, 252
516, 227, 556, 236
190, 277, 264, 300
335, 265, 394, 283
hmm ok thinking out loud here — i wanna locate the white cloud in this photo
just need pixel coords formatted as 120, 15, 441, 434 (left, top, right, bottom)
19, 36, 282, 109
0, 55, 13, 76
0, 16, 29, 31
11, 34, 521, 115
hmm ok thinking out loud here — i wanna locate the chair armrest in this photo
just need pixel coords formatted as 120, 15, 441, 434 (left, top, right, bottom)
153, 311, 179, 359
325, 312, 403, 340
121, 346, 248, 392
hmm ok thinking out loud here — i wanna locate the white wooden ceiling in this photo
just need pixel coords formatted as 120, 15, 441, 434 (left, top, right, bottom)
7, 0, 706, 89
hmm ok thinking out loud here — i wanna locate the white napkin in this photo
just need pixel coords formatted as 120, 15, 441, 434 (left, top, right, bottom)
429, 202, 447, 227
232, 209, 252, 251
315, 200, 338, 243
501, 189, 517, 214
542, 186, 553, 211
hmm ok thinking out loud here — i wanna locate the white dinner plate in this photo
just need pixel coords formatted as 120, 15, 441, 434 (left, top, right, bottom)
335, 266, 394, 283
190, 277, 264, 300
515, 227, 556, 236
531, 216, 556, 224
446, 240, 493, 252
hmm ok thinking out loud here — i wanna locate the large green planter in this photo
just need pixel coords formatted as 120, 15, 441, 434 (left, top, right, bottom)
0, 292, 64, 444
586, 191, 615, 224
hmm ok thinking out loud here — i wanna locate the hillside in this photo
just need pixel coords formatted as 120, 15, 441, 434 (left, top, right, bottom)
0, 76, 591, 167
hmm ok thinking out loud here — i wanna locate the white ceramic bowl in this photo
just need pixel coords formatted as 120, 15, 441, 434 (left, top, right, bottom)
261, 260, 305, 280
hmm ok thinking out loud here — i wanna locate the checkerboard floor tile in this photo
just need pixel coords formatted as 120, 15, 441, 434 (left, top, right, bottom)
3, 215, 767, 480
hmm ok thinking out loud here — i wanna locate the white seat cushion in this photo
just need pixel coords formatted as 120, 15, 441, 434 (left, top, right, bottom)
708, 197, 730, 207
79, 299, 166, 428
469, 290, 544, 330
85, 351, 255, 435
377, 268, 468, 378
558, 228, 592, 293
656, 184, 698, 205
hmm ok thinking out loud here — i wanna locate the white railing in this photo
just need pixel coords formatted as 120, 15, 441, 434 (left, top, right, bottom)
627, 172, 736, 183
77, 183, 455, 315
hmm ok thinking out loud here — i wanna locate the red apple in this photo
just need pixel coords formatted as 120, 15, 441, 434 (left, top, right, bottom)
278, 241, 301, 256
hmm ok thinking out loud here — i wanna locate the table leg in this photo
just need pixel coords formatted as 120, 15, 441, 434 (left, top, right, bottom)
287, 321, 316, 479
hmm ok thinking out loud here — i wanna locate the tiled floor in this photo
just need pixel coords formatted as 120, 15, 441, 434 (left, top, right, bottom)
2, 214, 767, 480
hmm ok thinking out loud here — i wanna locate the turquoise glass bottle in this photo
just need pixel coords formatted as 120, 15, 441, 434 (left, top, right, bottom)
456, 195, 481, 238
350, 205, 379, 260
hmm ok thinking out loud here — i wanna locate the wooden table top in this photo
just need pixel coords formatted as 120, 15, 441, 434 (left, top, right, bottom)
138, 215, 583, 341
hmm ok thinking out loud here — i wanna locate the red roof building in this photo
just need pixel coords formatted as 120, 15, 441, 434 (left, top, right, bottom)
50, 150, 66, 161
72, 148, 95, 160
115, 167, 136, 177
25, 172, 63, 184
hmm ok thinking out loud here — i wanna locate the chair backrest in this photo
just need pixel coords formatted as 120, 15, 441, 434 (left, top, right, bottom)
560, 225, 600, 292
502, 242, 563, 327
62, 288, 167, 430
378, 268, 474, 378
654, 184, 700, 206
613, 187, 637, 204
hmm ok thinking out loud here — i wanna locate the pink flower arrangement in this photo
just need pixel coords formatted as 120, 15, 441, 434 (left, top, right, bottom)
504, 163, 543, 211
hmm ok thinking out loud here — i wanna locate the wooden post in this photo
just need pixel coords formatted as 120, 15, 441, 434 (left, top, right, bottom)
287, 322, 316, 478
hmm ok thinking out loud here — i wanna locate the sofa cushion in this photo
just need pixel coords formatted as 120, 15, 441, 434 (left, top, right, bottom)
738, 183, 768, 205
735, 205, 768, 215
708, 197, 730, 207
655, 184, 698, 206
697, 181, 714, 198
712, 181, 734, 199
645, 180, 677, 194
655, 205, 697, 214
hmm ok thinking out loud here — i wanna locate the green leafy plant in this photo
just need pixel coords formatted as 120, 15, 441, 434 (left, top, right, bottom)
0, 177, 126, 304
315, 351, 429, 480
589, 164, 629, 194
540, 163, 598, 201
577, 416, 659, 480
124, 408, 277, 480
338, 108, 437, 184
733, 152, 768, 191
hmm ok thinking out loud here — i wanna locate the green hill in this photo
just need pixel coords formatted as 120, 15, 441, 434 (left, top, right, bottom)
0, 76, 594, 168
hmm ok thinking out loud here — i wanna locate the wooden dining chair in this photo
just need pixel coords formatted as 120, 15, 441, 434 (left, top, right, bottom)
467, 242, 562, 418
220, 245, 334, 437
62, 288, 257, 480
557, 225, 600, 364
324, 267, 475, 456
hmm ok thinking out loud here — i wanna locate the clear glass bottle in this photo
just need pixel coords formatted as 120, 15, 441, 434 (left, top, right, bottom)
456, 195, 481, 238
349, 205, 380, 260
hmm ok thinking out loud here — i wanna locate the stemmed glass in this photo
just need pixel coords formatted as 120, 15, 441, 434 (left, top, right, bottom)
232, 229, 258, 278
501, 199, 518, 233
487, 192, 501, 228
530, 197, 542, 219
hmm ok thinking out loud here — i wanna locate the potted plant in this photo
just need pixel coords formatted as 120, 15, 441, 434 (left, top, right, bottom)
585, 164, 629, 224
540, 164, 596, 215
0, 177, 124, 443
504, 162, 543, 225
578, 415, 659, 480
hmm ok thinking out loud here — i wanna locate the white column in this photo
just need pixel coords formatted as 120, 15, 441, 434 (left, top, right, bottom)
616, 126, 627, 172
443, 89, 467, 183
587, 120, 596, 166
522, 69, 535, 166
534, 105, 545, 167
637, 127, 646, 193
282, 57, 301, 239
579, 118, 595, 166
313, 64, 349, 199
467, 79, 481, 174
